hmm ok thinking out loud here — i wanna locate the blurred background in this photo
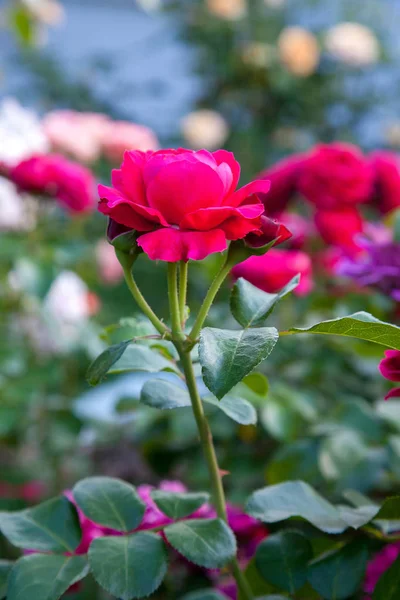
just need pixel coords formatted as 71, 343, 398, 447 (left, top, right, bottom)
2, 1, 400, 598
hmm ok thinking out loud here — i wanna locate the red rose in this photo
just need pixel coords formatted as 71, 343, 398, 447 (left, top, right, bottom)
258, 153, 308, 215
298, 143, 373, 209
314, 207, 364, 255
98, 149, 272, 262
232, 248, 313, 295
379, 350, 400, 400
9, 154, 96, 213
369, 151, 400, 214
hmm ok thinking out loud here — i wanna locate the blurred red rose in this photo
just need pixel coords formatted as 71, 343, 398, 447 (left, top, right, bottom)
369, 151, 400, 214
298, 143, 373, 209
98, 149, 272, 262
379, 350, 400, 400
232, 248, 313, 295
314, 207, 364, 255
258, 153, 308, 214
9, 154, 96, 213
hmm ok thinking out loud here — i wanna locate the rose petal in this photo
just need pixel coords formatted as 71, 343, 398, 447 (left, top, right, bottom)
227, 179, 271, 207
146, 160, 225, 224
245, 216, 293, 248
137, 227, 227, 262
385, 387, 400, 401
98, 184, 169, 229
119, 151, 147, 205
180, 203, 264, 231
213, 150, 241, 195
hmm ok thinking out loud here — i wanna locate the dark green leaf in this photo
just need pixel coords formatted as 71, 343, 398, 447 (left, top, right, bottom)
267, 440, 322, 486
151, 490, 210, 520
164, 518, 237, 568
373, 554, 400, 599
109, 345, 178, 376
255, 531, 313, 593
199, 327, 279, 399
0, 561, 13, 599
87, 340, 131, 385
308, 541, 368, 600
204, 394, 257, 425
286, 312, 400, 350
73, 477, 145, 533
231, 276, 299, 328
89, 533, 167, 600
246, 481, 351, 534
7, 555, 88, 600
0, 496, 81, 552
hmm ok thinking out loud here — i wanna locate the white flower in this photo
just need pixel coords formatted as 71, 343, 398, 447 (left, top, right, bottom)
0, 177, 37, 231
181, 110, 229, 150
325, 22, 379, 67
0, 98, 48, 165
44, 271, 92, 324
206, 0, 247, 21
278, 27, 320, 77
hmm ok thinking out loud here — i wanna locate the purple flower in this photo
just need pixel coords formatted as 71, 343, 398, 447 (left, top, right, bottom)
337, 226, 400, 301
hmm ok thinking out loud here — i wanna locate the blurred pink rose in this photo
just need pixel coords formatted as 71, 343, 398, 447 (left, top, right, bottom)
314, 207, 364, 255
298, 143, 373, 209
43, 110, 110, 163
364, 542, 400, 596
258, 153, 308, 214
379, 350, 400, 400
278, 212, 313, 249
101, 121, 159, 164
8, 154, 96, 213
96, 240, 123, 284
369, 151, 400, 214
232, 249, 313, 295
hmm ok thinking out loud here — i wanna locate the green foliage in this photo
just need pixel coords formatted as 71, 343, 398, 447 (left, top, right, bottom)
150, 490, 210, 519
109, 344, 179, 375
180, 591, 228, 600
86, 340, 131, 385
164, 518, 237, 568
88, 533, 167, 600
286, 312, 400, 350
255, 531, 313, 593
199, 327, 279, 399
0, 496, 81, 553
73, 476, 145, 532
231, 276, 299, 328
7, 555, 89, 600
307, 541, 368, 600
0, 561, 13, 599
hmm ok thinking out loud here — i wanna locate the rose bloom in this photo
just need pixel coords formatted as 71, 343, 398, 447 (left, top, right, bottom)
232, 249, 313, 296
298, 143, 373, 210
8, 154, 96, 213
325, 22, 379, 67
379, 350, 400, 400
101, 121, 159, 164
43, 110, 110, 163
258, 154, 308, 215
98, 148, 274, 262
369, 151, 400, 214
314, 207, 364, 255
277, 27, 320, 77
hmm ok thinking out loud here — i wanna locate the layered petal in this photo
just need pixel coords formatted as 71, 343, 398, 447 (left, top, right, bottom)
379, 350, 400, 382
146, 159, 225, 224
245, 215, 292, 248
180, 203, 264, 231
98, 184, 169, 230
227, 179, 271, 207
384, 387, 400, 401
137, 227, 227, 262
213, 150, 241, 195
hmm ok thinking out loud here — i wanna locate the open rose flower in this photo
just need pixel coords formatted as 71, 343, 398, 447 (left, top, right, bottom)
98, 149, 273, 262
369, 151, 400, 214
7, 154, 96, 213
298, 143, 373, 209
232, 248, 313, 295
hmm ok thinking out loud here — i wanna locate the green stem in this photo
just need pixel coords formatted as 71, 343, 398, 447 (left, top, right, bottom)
122, 263, 170, 337
188, 254, 234, 342
178, 350, 254, 600
179, 261, 188, 326
167, 263, 185, 341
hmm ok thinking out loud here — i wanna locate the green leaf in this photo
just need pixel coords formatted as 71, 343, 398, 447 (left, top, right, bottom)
151, 490, 210, 520
373, 554, 400, 599
199, 327, 279, 399
255, 531, 313, 593
0, 496, 81, 552
87, 340, 131, 385
231, 276, 299, 328
308, 541, 368, 600
267, 440, 322, 486
89, 533, 167, 600
73, 477, 145, 533
372, 496, 400, 534
286, 312, 400, 350
109, 345, 178, 376
141, 379, 257, 425
180, 591, 228, 600
164, 518, 237, 568
6, 555, 88, 600
0, 561, 13, 599
246, 481, 354, 534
